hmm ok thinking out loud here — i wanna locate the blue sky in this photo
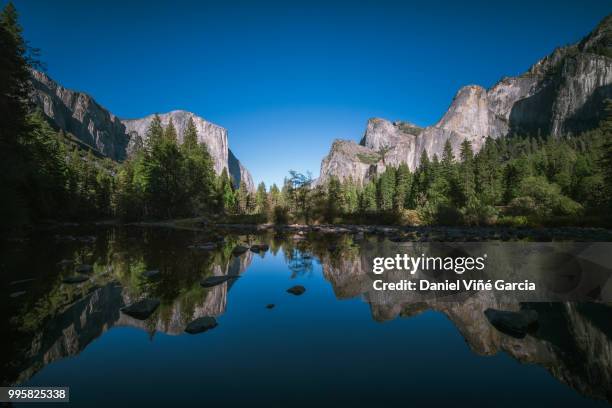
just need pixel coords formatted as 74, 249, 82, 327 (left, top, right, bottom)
13, 0, 611, 187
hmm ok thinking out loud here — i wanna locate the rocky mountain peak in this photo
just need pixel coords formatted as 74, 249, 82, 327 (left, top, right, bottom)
29, 71, 254, 191
317, 14, 612, 185
436, 85, 492, 137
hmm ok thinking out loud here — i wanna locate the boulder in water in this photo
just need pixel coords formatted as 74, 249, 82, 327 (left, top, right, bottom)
232, 245, 249, 255
287, 285, 306, 296
200, 275, 238, 288
185, 316, 218, 334
249, 243, 269, 253
62, 275, 89, 284
484, 308, 539, 338
121, 298, 160, 320
75, 264, 93, 273
142, 269, 160, 279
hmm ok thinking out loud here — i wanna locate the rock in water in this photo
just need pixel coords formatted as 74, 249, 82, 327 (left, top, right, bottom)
56, 259, 74, 267
266, 304, 275, 309
121, 298, 160, 320
76, 264, 93, 273
142, 269, 160, 279
200, 275, 238, 288
250, 244, 269, 253
484, 308, 539, 338
62, 275, 89, 284
188, 242, 217, 251
287, 285, 306, 296
185, 316, 218, 334
232, 245, 249, 255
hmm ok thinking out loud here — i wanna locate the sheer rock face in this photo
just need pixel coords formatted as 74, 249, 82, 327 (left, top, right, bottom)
29, 71, 253, 190
318, 15, 612, 185
30, 70, 129, 161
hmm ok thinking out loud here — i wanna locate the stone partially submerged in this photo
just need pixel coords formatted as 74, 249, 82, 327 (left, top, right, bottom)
62, 275, 89, 284
75, 264, 93, 273
484, 308, 539, 339
287, 285, 306, 296
250, 244, 269, 253
232, 245, 249, 255
121, 298, 160, 320
185, 316, 218, 334
142, 269, 160, 279
200, 275, 238, 288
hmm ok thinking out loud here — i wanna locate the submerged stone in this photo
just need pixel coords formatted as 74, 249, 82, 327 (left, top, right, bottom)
56, 259, 74, 267
185, 316, 218, 334
232, 245, 249, 255
62, 274, 89, 284
287, 285, 306, 296
142, 269, 160, 279
484, 308, 539, 339
121, 298, 160, 320
188, 242, 217, 251
75, 264, 93, 273
200, 275, 238, 288
250, 244, 269, 253
266, 304, 275, 309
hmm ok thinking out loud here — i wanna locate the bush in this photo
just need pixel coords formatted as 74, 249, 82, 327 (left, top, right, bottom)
397, 209, 422, 226
462, 199, 498, 226
435, 204, 464, 226
497, 215, 530, 227
273, 205, 290, 224
508, 196, 538, 216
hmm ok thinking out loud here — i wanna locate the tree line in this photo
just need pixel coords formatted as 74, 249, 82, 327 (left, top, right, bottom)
2, 2, 611, 233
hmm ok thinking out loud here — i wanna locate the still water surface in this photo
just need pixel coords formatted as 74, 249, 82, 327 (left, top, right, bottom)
2, 227, 611, 407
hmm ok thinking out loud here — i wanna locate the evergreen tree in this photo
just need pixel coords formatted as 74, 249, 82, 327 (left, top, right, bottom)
255, 182, 269, 215
183, 117, 198, 150
326, 176, 343, 221
164, 117, 178, 142
393, 163, 412, 212
146, 114, 164, 148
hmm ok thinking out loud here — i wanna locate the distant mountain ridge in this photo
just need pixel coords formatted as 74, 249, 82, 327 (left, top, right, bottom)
29, 70, 254, 191
318, 14, 612, 185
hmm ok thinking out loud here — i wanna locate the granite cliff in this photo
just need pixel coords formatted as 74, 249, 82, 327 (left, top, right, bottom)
318, 15, 612, 185
29, 70, 254, 190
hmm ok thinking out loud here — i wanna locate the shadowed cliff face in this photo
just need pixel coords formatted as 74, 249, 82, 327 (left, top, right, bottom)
29, 71, 253, 190
318, 15, 612, 185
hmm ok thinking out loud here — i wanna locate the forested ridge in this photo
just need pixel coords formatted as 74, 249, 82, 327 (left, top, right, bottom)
2, 2, 612, 234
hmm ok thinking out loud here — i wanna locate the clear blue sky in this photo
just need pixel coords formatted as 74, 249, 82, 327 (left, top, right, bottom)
12, 0, 611, 187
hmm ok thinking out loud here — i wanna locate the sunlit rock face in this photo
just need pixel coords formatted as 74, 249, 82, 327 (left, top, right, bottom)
318, 15, 612, 185
29, 71, 254, 190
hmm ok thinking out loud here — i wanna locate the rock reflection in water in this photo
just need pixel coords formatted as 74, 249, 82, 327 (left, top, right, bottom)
2, 227, 611, 404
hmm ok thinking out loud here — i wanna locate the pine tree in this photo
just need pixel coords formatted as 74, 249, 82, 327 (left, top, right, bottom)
393, 163, 412, 212
598, 99, 612, 206
459, 139, 476, 206
326, 176, 343, 221
218, 169, 236, 213
183, 117, 198, 150
255, 182, 269, 215
164, 117, 178, 143
377, 167, 396, 211
145, 114, 164, 149
360, 180, 377, 212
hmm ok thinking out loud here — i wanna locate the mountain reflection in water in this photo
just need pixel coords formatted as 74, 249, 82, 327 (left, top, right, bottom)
1, 227, 611, 407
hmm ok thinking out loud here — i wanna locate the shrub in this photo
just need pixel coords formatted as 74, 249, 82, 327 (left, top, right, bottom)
397, 209, 422, 226
273, 205, 289, 224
